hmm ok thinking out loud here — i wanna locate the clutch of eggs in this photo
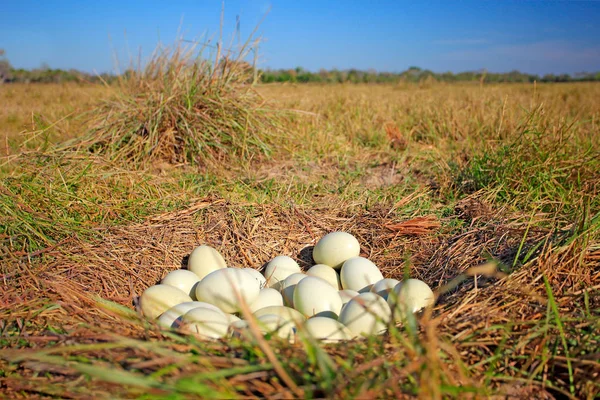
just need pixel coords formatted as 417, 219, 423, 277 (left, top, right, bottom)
139, 233, 435, 342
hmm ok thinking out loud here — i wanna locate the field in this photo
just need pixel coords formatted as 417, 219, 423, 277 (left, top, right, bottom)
1, 77, 599, 398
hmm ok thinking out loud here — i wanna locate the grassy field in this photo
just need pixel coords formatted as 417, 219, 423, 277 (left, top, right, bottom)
1, 76, 599, 398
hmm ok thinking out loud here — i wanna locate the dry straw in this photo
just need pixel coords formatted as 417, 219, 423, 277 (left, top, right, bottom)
61, 27, 279, 167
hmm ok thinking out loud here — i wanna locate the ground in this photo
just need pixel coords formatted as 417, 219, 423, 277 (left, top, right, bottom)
1, 81, 599, 399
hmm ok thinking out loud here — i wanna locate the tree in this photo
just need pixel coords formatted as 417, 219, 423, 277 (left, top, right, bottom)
0, 49, 12, 83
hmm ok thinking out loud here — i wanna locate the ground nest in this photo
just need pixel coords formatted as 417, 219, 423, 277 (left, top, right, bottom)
2, 195, 599, 398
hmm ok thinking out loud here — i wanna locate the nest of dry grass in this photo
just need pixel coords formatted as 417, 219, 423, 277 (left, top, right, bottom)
2, 194, 598, 398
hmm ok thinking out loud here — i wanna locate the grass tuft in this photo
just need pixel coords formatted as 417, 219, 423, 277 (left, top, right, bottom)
64, 36, 279, 167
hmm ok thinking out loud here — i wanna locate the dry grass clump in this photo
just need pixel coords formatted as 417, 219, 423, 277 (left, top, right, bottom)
66, 39, 278, 167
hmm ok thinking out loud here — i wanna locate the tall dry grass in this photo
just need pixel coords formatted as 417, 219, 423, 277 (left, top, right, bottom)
61, 38, 280, 167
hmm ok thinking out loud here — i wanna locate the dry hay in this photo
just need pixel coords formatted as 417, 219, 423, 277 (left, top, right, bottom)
2, 194, 599, 398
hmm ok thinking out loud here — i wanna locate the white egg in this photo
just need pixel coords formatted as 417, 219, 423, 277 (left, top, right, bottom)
249, 288, 284, 313
252, 306, 306, 324
181, 307, 229, 339
242, 268, 267, 289
312, 232, 361, 269
225, 313, 241, 324
302, 317, 355, 342
256, 314, 296, 342
140, 284, 193, 319
306, 264, 341, 290
229, 319, 250, 339
264, 256, 301, 289
280, 273, 307, 307
339, 292, 392, 337
157, 301, 223, 328
388, 279, 435, 322
230, 319, 249, 331
338, 289, 360, 306
340, 257, 384, 292
161, 269, 201, 299
293, 276, 343, 319
370, 278, 401, 301
195, 268, 260, 313
187, 245, 227, 280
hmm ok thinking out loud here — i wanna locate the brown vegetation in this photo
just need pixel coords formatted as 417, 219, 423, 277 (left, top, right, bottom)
1, 79, 599, 398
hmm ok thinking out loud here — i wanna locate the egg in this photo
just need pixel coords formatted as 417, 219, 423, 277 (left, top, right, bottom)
280, 273, 307, 307
306, 264, 341, 290
256, 314, 296, 342
302, 317, 355, 342
312, 232, 361, 269
293, 276, 343, 319
140, 284, 193, 319
161, 269, 201, 299
230, 319, 249, 331
339, 292, 392, 337
370, 278, 401, 301
388, 279, 435, 322
264, 256, 301, 289
340, 257, 384, 292
195, 268, 260, 313
157, 301, 223, 328
249, 288, 284, 313
229, 319, 250, 339
225, 313, 241, 324
187, 245, 227, 280
252, 306, 306, 324
181, 307, 229, 339
338, 289, 359, 306
242, 268, 267, 289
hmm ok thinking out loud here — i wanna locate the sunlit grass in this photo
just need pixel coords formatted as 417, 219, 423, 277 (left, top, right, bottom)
1, 80, 599, 398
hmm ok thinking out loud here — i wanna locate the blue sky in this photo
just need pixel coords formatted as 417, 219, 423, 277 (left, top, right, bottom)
1, 1, 599, 75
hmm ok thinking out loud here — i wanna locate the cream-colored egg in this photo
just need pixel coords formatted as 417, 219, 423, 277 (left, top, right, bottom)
339, 292, 392, 337
140, 284, 193, 320
293, 276, 343, 319
302, 317, 355, 342
256, 314, 296, 342
388, 279, 435, 322
312, 232, 361, 269
242, 268, 267, 289
249, 288, 284, 313
195, 268, 260, 313
252, 306, 306, 324
370, 278, 401, 301
225, 313, 241, 324
280, 273, 307, 307
187, 245, 227, 280
230, 319, 248, 331
161, 269, 201, 299
306, 264, 341, 290
181, 307, 229, 339
264, 256, 301, 289
157, 301, 223, 328
338, 289, 359, 306
340, 257, 384, 292
229, 319, 250, 339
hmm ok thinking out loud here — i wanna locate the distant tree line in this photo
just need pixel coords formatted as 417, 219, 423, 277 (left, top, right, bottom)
1, 49, 599, 85
258, 66, 600, 84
